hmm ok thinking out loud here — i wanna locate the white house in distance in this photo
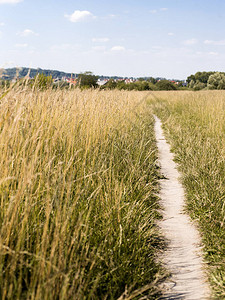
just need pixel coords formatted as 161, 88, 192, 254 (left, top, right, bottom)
97, 79, 109, 86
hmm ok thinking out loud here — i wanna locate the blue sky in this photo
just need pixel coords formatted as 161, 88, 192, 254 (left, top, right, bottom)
1, 0, 225, 79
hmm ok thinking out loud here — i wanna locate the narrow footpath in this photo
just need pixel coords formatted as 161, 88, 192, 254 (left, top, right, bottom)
154, 115, 210, 300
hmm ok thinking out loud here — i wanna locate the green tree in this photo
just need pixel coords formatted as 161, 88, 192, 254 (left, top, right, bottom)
193, 81, 206, 91
103, 79, 117, 89
116, 80, 127, 90
137, 77, 145, 82
32, 73, 53, 90
155, 80, 177, 91
187, 74, 195, 84
78, 72, 98, 88
187, 71, 215, 87
207, 72, 225, 90
148, 77, 157, 84
148, 82, 157, 90
189, 80, 195, 89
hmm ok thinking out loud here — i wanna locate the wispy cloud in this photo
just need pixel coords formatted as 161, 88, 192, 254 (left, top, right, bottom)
92, 37, 109, 43
183, 38, 198, 45
0, 22, 5, 26
15, 43, 28, 48
0, 0, 23, 3
209, 51, 218, 56
150, 8, 168, 14
168, 32, 174, 36
110, 46, 126, 52
101, 14, 118, 20
204, 39, 225, 46
65, 10, 96, 23
17, 29, 39, 37
196, 51, 219, 56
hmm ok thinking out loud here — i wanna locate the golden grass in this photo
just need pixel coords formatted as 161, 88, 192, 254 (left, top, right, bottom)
0, 87, 163, 299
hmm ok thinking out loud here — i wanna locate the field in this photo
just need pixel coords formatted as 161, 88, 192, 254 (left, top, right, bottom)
151, 90, 225, 298
0, 87, 164, 299
1, 86, 225, 299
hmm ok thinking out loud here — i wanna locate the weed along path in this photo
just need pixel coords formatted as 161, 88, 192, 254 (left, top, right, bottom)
153, 115, 210, 300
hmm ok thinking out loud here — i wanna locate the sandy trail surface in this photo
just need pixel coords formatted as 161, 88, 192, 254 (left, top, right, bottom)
154, 115, 210, 300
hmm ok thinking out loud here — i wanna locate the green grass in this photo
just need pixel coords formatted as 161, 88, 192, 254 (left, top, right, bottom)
150, 90, 225, 298
0, 87, 164, 299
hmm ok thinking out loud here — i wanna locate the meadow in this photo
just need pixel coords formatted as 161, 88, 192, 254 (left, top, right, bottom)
0, 86, 164, 299
1, 85, 225, 299
151, 90, 225, 298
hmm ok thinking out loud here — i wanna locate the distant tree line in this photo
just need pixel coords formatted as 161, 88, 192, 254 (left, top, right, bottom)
1, 68, 225, 91
187, 71, 225, 90
75, 73, 180, 91
0, 72, 180, 91
100, 79, 179, 91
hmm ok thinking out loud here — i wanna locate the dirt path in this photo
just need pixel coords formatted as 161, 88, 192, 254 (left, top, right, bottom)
154, 115, 210, 300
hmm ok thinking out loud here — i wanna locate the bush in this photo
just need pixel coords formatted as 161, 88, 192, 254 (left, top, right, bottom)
193, 81, 206, 91
207, 72, 225, 90
78, 72, 98, 88
155, 80, 177, 91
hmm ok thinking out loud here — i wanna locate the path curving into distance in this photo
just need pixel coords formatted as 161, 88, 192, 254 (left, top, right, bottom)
154, 115, 210, 300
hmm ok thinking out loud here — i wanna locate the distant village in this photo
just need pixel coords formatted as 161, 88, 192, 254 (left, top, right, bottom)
0, 67, 187, 87
53, 76, 187, 87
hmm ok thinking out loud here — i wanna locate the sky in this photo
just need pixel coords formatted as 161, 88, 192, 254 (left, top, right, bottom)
1, 0, 225, 79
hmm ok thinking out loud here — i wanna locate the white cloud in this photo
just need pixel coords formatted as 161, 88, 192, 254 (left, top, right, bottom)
15, 43, 28, 48
209, 51, 218, 56
92, 37, 109, 43
183, 38, 198, 45
0, 22, 4, 26
101, 14, 118, 20
196, 51, 219, 56
204, 39, 225, 46
110, 46, 126, 52
65, 10, 95, 23
18, 29, 39, 37
0, 0, 23, 3
150, 8, 167, 14
168, 32, 174, 36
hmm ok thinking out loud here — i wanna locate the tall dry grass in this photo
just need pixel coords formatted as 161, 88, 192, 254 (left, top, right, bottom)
150, 90, 225, 298
0, 86, 163, 299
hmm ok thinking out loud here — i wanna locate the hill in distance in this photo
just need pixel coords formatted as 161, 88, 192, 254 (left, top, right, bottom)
0, 67, 78, 80
0, 66, 180, 82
